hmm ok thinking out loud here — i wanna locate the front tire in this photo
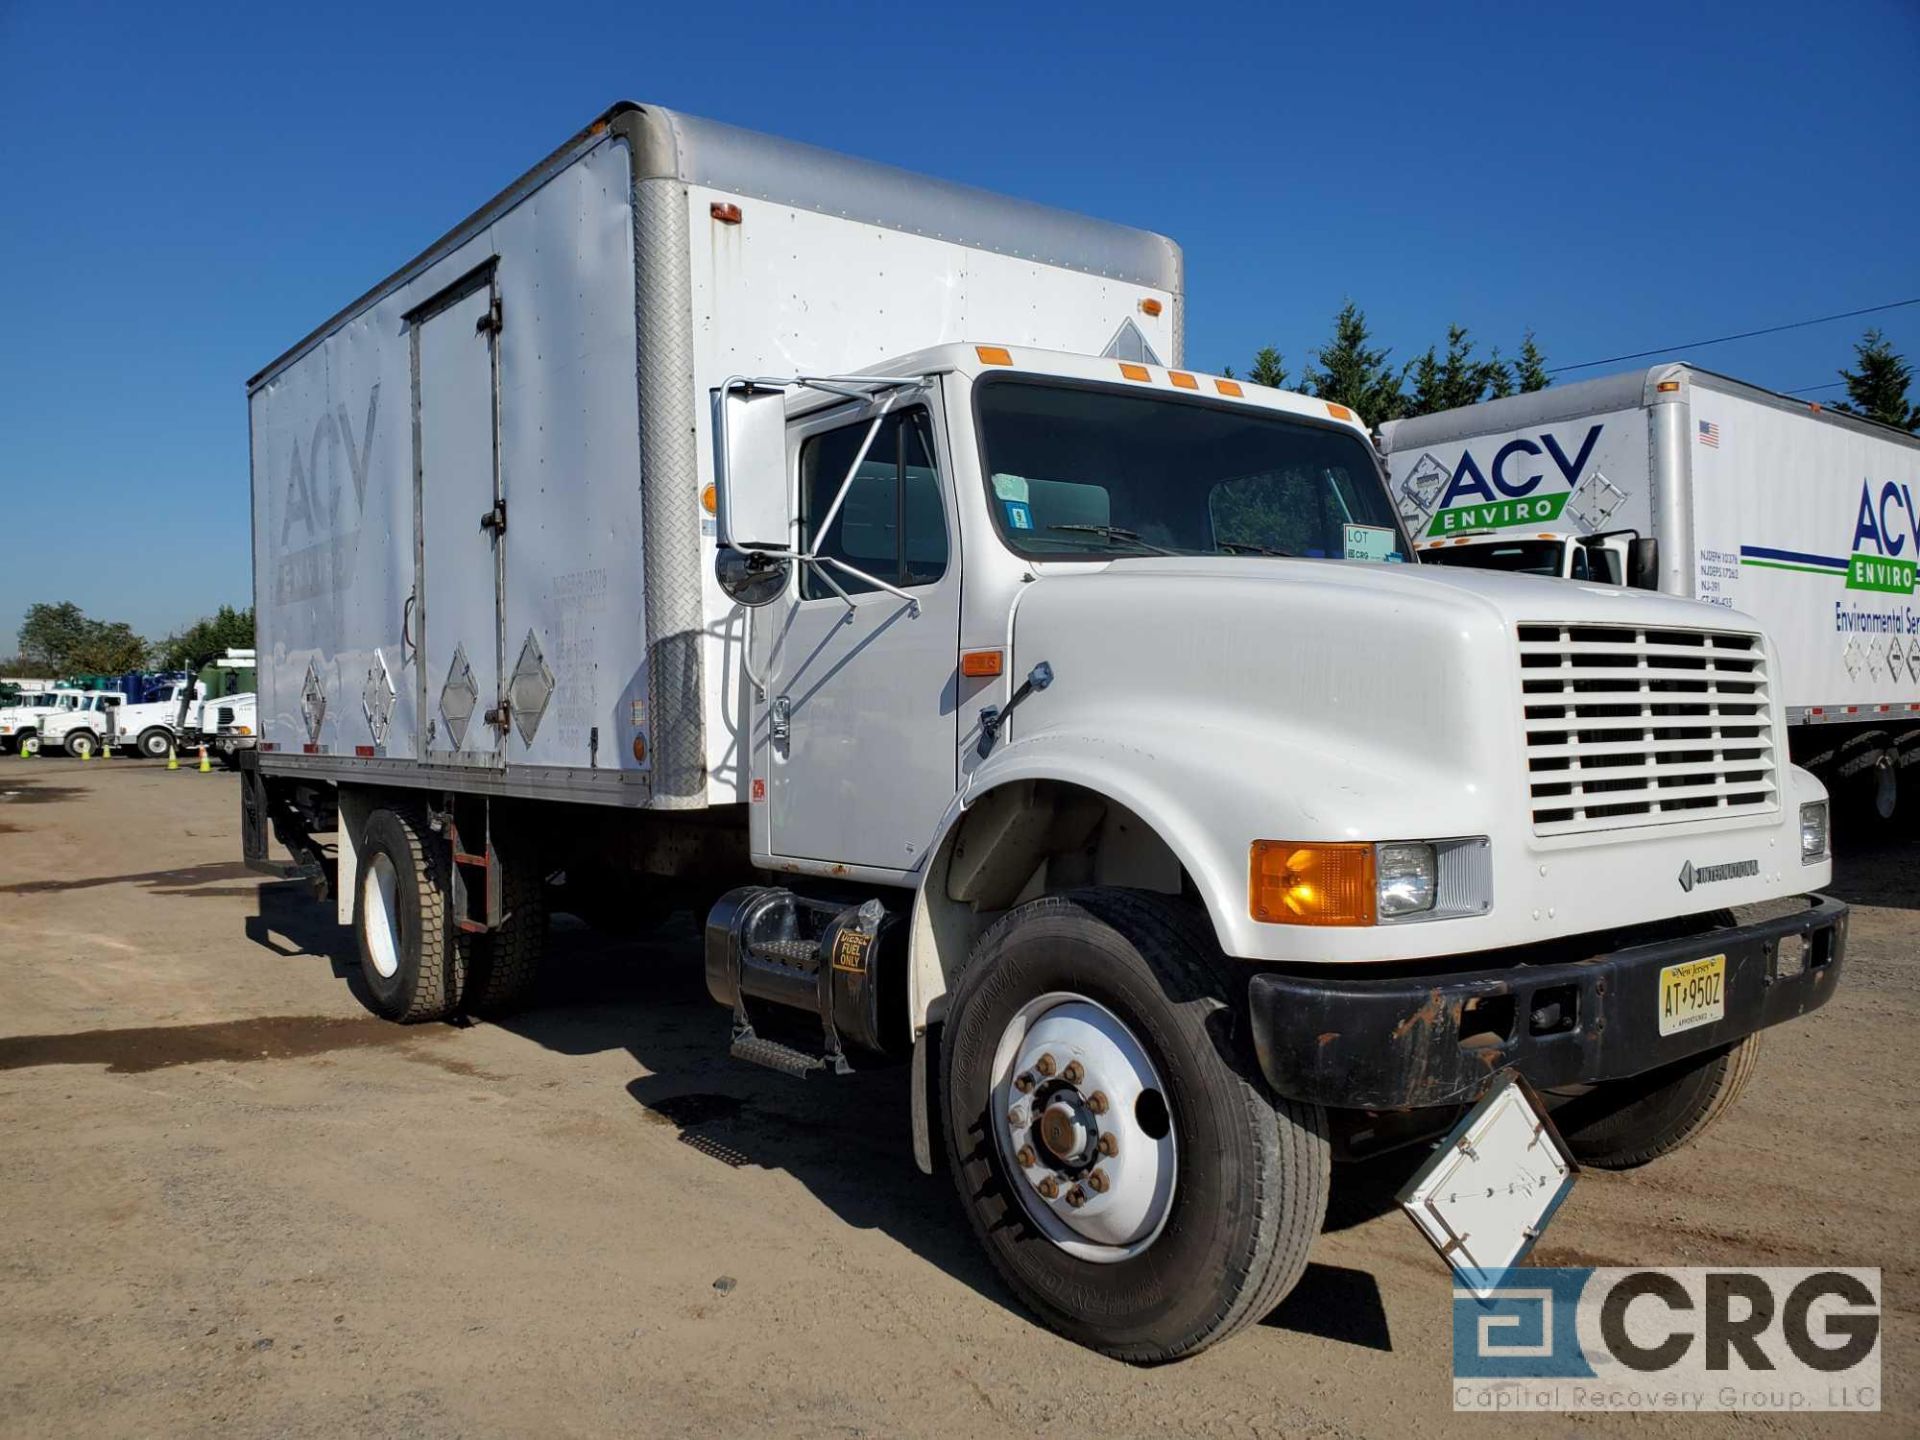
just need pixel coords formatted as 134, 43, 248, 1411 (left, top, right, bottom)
1552, 1034, 1763, 1169
940, 888, 1329, 1362
19, 734, 40, 757
137, 727, 173, 759
64, 730, 97, 759
353, 807, 464, 1023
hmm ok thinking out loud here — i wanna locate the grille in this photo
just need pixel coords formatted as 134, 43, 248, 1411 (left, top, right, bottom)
1518, 623, 1777, 836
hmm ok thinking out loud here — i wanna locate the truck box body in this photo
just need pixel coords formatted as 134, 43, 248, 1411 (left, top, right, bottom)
248, 103, 1180, 809
1379, 364, 1920, 736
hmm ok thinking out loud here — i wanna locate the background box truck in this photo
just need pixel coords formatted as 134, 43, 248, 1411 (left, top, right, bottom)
242, 102, 1846, 1360
1379, 365, 1920, 824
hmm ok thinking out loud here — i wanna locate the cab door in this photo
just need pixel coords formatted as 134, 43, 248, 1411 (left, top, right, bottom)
752, 392, 962, 872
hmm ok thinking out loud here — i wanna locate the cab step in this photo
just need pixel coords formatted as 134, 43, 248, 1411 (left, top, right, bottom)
706, 886, 907, 1078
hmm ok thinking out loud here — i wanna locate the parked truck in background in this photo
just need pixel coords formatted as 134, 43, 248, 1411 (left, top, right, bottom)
241, 102, 1847, 1360
0, 687, 85, 755
1379, 365, 1920, 825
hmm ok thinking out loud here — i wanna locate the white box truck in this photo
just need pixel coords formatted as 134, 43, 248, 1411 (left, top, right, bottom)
243, 103, 1847, 1360
1379, 365, 1920, 823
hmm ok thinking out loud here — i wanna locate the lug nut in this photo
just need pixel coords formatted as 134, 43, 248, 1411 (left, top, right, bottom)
1065, 1186, 1087, 1208
1087, 1169, 1110, 1193
1034, 1054, 1056, 1078
1013, 1072, 1035, 1094
1087, 1091, 1109, 1115
1097, 1133, 1118, 1157
1062, 1060, 1084, 1085
1008, 1105, 1028, 1128
1036, 1176, 1060, 1200
1015, 1146, 1037, 1168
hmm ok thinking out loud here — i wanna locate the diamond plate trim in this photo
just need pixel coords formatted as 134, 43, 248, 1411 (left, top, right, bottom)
362, 652, 397, 747
440, 644, 479, 750
507, 630, 556, 745
300, 660, 327, 744
636, 175, 706, 806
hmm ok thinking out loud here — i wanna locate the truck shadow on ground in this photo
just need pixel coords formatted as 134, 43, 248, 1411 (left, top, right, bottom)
1824, 829, 1920, 911
487, 913, 1405, 1352
0, 860, 256, 896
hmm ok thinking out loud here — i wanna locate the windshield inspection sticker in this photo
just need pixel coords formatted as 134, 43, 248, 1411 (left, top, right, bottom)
1004, 500, 1034, 530
1344, 523, 1400, 562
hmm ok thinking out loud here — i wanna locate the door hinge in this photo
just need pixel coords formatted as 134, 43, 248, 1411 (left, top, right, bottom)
475, 298, 503, 336
480, 499, 507, 535
483, 700, 510, 731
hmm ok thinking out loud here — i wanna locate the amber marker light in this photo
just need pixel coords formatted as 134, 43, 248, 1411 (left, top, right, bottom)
710, 202, 743, 224
960, 649, 1005, 678
1250, 841, 1376, 925
1119, 362, 1152, 382
1140, 297, 1164, 317
1168, 370, 1198, 390
1214, 378, 1244, 398
701, 483, 718, 515
976, 345, 1013, 366
1325, 402, 1355, 422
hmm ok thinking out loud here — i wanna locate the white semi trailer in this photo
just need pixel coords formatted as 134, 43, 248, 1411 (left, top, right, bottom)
243, 103, 1847, 1360
1379, 365, 1920, 823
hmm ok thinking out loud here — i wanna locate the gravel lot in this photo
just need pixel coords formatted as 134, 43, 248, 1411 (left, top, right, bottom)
1, 759, 1914, 1437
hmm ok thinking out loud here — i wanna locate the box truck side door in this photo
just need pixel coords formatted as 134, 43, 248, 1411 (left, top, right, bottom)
755, 397, 961, 870
409, 266, 505, 766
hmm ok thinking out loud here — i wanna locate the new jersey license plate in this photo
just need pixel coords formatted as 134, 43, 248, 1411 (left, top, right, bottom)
1658, 955, 1727, 1036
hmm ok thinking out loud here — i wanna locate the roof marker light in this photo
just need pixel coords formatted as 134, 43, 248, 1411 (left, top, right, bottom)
1326, 402, 1355, 421
976, 345, 1013, 366
710, 202, 743, 225
1169, 370, 1198, 390
1140, 297, 1164, 317
1214, 378, 1243, 398
1119, 362, 1152, 382
1656, 380, 1681, 393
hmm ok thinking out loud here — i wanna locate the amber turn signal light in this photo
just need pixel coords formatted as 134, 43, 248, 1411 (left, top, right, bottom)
960, 649, 1005, 678
1250, 841, 1376, 926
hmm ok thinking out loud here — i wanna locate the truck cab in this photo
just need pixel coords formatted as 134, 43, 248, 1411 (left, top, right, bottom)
37, 690, 129, 758
0, 687, 84, 754
1417, 528, 1647, 587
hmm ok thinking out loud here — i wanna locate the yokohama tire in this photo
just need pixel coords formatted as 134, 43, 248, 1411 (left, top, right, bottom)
353, 807, 464, 1023
940, 888, 1329, 1362
1553, 1034, 1763, 1170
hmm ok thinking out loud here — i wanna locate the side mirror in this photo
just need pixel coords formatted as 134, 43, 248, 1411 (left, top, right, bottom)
715, 546, 790, 608
1627, 536, 1660, 591
712, 383, 790, 551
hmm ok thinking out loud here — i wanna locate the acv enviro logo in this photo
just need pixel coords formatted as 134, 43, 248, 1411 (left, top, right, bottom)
1454, 1268, 1881, 1413
1739, 477, 1918, 595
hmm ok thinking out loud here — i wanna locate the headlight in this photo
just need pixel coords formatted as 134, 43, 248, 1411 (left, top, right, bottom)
1800, 800, 1829, 864
1375, 842, 1437, 917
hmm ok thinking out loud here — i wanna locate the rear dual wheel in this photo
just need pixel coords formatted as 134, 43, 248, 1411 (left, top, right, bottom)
352, 805, 548, 1023
941, 888, 1329, 1362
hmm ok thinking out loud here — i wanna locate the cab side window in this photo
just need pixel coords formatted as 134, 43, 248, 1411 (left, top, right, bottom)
798, 409, 947, 600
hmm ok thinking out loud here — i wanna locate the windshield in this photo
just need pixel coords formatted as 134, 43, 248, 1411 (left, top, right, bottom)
1422, 540, 1566, 576
975, 378, 1406, 563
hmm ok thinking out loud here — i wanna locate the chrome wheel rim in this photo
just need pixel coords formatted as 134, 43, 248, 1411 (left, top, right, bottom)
989, 991, 1177, 1263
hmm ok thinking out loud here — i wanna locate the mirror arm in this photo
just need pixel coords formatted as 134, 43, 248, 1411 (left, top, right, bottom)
809, 390, 903, 546
811, 556, 922, 617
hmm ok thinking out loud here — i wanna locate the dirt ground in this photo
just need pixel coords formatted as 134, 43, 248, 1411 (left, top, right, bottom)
0, 759, 1913, 1438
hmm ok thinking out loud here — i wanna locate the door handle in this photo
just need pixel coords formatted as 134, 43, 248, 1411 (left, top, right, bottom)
770, 695, 792, 760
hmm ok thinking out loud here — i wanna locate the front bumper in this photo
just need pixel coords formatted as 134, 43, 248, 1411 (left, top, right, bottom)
1248, 894, 1847, 1110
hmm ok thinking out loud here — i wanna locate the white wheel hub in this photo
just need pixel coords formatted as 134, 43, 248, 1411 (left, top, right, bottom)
990, 992, 1177, 1263
362, 852, 403, 979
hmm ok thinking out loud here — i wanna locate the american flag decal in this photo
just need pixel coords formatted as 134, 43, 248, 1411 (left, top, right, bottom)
1698, 420, 1720, 448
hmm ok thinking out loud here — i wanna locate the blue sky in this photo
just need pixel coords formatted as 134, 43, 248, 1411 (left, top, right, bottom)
2, 0, 1916, 648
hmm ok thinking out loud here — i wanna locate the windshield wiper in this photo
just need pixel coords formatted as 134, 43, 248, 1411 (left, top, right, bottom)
1046, 524, 1178, 556
1215, 540, 1293, 557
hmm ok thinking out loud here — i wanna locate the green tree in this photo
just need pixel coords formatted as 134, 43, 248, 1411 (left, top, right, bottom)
1514, 330, 1551, 393
17, 601, 92, 672
67, 621, 148, 675
154, 604, 254, 671
1404, 324, 1511, 417
1832, 328, 1920, 433
1304, 302, 1405, 422
1248, 346, 1289, 389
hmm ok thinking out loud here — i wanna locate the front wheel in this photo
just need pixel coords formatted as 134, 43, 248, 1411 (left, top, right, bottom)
137, 727, 173, 759
19, 733, 40, 757
940, 888, 1329, 1362
1551, 1034, 1763, 1169
64, 730, 97, 759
